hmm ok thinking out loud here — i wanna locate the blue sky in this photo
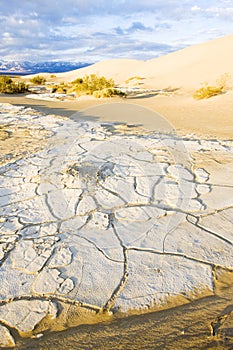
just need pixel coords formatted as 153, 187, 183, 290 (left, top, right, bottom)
0, 0, 232, 62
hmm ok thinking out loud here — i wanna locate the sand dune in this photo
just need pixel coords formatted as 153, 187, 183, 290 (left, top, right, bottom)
17, 33, 233, 140
58, 58, 144, 84
56, 34, 233, 91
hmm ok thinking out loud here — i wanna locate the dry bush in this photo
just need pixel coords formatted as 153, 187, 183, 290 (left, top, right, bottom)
69, 74, 115, 96
93, 88, 126, 98
0, 76, 28, 94
51, 84, 67, 93
30, 75, 46, 85
216, 72, 233, 90
193, 73, 233, 100
48, 75, 118, 97
193, 84, 223, 100
125, 76, 143, 84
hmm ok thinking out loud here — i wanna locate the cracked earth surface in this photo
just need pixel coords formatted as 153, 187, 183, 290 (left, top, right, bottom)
0, 103, 233, 347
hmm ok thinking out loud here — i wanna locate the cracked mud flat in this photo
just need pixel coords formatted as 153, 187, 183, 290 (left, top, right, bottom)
0, 102, 233, 347
16, 275, 233, 350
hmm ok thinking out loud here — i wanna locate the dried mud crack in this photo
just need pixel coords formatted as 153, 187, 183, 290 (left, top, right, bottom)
0, 103, 232, 347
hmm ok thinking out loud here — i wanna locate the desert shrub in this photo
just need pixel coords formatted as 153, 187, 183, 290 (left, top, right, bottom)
193, 73, 233, 100
51, 85, 67, 93
125, 76, 143, 84
14, 82, 28, 93
193, 85, 223, 100
0, 76, 28, 94
72, 78, 83, 84
216, 72, 233, 90
50, 74, 56, 78
49, 75, 116, 97
0, 76, 12, 85
30, 75, 46, 85
70, 74, 115, 95
93, 88, 126, 98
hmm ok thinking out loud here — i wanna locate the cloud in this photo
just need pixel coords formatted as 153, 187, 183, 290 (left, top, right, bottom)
84, 39, 178, 61
127, 22, 153, 34
114, 21, 153, 36
115, 27, 125, 36
191, 6, 201, 12
0, 0, 232, 62
0, 2, 187, 17
205, 6, 233, 20
190, 2, 233, 20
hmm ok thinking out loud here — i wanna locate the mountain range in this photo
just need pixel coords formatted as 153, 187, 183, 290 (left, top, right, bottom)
0, 61, 91, 75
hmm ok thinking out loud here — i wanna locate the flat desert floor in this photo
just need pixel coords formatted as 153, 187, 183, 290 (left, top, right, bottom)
1, 91, 233, 139
0, 93, 232, 349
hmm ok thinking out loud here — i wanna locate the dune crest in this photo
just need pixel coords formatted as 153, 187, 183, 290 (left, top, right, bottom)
56, 34, 233, 91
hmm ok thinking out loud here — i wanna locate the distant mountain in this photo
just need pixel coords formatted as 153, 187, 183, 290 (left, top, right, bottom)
0, 61, 92, 75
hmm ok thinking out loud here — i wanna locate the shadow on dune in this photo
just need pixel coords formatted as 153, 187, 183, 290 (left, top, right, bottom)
127, 92, 159, 99
126, 87, 180, 100
0, 94, 99, 121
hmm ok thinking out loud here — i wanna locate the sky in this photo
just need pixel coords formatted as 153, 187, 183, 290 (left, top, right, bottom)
0, 0, 233, 63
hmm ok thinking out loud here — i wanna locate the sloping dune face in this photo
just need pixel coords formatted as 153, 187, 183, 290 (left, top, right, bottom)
143, 34, 233, 90
58, 59, 145, 84
58, 34, 233, 91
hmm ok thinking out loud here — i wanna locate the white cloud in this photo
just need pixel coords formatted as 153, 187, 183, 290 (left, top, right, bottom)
2, 32, 11, 38
191, 6, 201, 12
0, 0, 232, 62
205, 6, 233, 19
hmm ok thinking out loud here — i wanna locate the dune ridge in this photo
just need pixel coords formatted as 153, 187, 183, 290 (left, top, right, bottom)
54, 34, 233, 91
